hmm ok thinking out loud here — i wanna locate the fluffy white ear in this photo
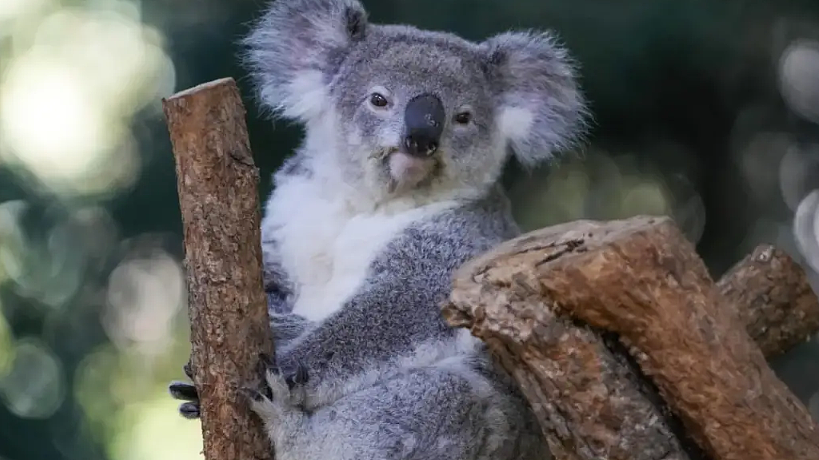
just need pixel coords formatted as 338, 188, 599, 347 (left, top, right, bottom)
241, 0, 368, 121
482, 30, 589, 168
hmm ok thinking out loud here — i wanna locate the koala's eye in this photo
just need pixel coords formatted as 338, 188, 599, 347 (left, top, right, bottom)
369, 93, 389, 108
454, 112, 472, 125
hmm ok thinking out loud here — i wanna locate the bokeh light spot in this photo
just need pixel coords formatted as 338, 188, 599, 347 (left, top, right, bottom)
0, 337, 64, 419
620, 181, 670, 217
0, 311, 14, 378
794, 190, 819, 274
103, 249, 185, 354
0, 4, 175, 198
779, 39, 819, 124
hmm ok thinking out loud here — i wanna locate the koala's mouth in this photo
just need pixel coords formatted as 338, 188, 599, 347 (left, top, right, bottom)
372, 147, 439, 194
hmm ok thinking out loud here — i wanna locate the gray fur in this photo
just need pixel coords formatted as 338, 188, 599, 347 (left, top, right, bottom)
171, 0, 588, 458
249, 184, 550, 460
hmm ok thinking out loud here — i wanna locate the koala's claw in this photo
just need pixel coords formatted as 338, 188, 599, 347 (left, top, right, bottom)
256, 352, 309, 391
170, 361, 202, 420
179, 401, 201, 419
258, 352, 276, 371
169, 381, 198, 401
240, 385, 267, 404
285, 362, 309, 390
183, 360, 194, 380
170, 380, 201, 420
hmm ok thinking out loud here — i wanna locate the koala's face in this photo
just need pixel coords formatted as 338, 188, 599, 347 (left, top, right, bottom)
243, 0, 587, 203
330, 27, 503, 198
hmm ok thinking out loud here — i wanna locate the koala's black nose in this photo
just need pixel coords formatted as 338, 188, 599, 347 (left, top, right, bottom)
403, 93, 445, 157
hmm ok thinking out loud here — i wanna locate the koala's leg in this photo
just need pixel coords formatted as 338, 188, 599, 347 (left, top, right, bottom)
248, 363, 546, 460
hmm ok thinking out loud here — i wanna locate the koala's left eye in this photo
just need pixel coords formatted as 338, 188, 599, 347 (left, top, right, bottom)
370, 93, 389, 108
454, 112, 472, 125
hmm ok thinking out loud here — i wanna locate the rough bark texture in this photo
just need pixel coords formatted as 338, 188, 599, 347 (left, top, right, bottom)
163, 78, 274, 460
717, 244, 819, 357
443, 215, 819, 460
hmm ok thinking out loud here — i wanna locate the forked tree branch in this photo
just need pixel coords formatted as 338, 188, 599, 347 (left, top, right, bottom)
443, 216, 819, 460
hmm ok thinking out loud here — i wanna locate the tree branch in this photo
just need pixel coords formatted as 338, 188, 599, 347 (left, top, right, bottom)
163, 78, 274, 460
443, 216, 819, 460
717, 244, 819, 357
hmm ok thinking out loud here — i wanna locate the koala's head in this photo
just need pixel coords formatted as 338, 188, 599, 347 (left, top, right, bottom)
243, 0, 588, 204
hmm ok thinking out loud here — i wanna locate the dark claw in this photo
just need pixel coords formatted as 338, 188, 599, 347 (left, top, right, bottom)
169, 381, 199, 401
179, 402, 200, 419
254, 352, 308, 392
259, 353, 276, 368
261, 380, 273, 400
256, 353, 279, 380
255, 357, 267, 377
284, 362, 309, 390
257, 352, 279, 376
240, 386, 266, 403
184, 361, 194, 380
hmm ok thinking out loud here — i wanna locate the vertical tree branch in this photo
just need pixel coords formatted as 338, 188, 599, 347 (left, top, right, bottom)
163, 77, 274, 460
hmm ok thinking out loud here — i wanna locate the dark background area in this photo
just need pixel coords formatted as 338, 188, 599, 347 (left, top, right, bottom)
1, 0, 819, 459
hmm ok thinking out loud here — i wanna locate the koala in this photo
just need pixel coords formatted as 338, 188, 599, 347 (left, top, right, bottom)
169, 0, 587, 459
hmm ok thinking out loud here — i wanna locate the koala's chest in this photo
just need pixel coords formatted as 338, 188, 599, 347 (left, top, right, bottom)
268, 182, 429, 321
285, 213, 404, 321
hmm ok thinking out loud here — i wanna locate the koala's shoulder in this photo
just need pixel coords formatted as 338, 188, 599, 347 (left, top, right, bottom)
373, 186, 520, 276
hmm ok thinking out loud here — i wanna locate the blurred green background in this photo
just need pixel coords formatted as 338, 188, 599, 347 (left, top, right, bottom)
2, 0, 819, 459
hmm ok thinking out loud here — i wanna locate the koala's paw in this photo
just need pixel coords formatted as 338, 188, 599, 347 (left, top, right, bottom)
245, 353, 309, 405
242, 353, 307, 437
277, 355, 310, 393
169, 361, 201, 419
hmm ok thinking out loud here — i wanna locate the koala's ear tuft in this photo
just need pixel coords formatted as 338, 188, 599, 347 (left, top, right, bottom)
482, 31, 589, 168
345, 5, 367, 39
241, 0, 369, 121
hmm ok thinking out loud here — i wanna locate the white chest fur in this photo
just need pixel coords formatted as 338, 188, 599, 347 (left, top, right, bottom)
263, 174, 454, 322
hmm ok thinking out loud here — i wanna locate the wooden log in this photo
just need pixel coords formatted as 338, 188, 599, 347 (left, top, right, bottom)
162, 78, 274, 460
717, 244, 819, 357
443, 216, 819, 460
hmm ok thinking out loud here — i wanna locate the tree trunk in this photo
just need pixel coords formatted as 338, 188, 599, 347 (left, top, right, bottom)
163, 78, 275, 460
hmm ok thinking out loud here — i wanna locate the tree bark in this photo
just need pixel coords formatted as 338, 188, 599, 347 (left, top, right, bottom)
163, 78, 274, 460
443, 216, 819, 460
717, 244, 819, 357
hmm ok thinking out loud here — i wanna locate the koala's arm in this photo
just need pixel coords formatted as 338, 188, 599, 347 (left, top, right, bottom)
263, 227, 326, 350
272, 228, 484, 410
276, 276, 448, 409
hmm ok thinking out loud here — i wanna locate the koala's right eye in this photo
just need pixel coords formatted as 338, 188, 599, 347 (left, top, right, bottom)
369, 93, 389, 108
